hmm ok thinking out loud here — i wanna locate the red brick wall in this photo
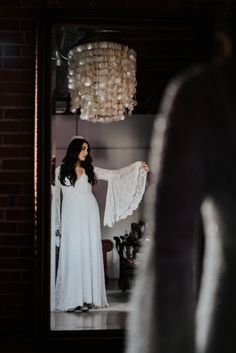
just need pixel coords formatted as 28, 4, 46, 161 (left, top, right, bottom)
0, 0, 229, 341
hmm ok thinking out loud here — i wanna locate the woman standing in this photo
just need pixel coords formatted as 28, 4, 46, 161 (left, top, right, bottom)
52, 137, 149, 312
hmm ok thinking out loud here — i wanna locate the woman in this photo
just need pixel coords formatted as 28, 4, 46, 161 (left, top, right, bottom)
52, 137, 149, 312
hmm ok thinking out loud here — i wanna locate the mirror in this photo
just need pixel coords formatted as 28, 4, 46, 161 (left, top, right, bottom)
50, 22, 155, 330
35, 9, 205, 347
36, 12, 157, 345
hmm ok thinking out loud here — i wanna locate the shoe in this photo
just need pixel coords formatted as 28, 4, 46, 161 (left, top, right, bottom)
66, 308, 76, 313
87, 303, 94, 309
66, 306, 81, 313
86, 303, 100, 310
81, 303, 89, 312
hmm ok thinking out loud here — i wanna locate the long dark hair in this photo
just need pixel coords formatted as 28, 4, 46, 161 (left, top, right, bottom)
58, 138, 97, 186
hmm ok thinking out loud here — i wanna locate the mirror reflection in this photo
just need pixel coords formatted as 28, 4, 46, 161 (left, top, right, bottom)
49, 23, 155, 331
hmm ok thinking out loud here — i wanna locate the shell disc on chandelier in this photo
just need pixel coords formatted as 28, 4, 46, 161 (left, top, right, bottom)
67, 41, 137, 123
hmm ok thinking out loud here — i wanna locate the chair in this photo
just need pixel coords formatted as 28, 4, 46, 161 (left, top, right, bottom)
102, 239, 114, 285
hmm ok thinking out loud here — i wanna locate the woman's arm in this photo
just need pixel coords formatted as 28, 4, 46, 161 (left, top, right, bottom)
94, 161, 149, 181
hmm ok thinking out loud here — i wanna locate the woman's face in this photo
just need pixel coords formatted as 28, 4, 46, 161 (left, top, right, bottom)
78, 143, 89, 162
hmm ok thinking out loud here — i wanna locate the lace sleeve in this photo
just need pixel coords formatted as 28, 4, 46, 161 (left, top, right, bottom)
94, 166, 113, 181
100, 161, 147, 227
54, 166, 62, 232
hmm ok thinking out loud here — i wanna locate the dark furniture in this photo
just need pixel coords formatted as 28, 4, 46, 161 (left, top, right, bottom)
113, 236, 141, 292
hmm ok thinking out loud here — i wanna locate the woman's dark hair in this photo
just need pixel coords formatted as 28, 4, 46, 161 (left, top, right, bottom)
58, 138, 97, 186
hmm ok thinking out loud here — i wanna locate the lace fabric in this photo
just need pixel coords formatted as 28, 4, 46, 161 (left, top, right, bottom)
95, 161, 147, 227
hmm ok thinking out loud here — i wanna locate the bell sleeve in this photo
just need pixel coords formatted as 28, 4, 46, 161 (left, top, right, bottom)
54, 166, 62, 234
94, 161, 147, 227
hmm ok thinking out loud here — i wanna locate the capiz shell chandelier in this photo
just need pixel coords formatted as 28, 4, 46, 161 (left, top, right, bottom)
67, 41, 137, 123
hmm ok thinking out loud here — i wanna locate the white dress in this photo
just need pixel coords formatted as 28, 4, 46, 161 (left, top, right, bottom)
51, 161, 147, 311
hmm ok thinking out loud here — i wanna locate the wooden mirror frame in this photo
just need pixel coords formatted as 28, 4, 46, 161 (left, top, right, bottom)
34, 8, 200, 351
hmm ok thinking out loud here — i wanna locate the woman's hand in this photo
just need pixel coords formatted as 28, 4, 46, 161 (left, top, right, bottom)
141, 161, 149, 172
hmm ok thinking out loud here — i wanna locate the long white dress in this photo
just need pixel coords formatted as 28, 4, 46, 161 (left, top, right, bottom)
51, 161, 147, 311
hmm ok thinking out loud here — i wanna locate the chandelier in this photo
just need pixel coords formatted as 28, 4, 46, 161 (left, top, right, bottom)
67, 41, 137, 123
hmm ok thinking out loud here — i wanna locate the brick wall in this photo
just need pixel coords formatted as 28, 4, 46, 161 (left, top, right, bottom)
0, 0, 228, 343
0, 1, 36, 337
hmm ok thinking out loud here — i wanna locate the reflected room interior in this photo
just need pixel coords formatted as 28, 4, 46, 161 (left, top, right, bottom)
50, 23, 156, 331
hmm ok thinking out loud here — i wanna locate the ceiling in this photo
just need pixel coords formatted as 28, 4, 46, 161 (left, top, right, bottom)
51, 4, 229, 116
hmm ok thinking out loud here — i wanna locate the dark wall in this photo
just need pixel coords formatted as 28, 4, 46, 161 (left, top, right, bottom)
0, 1, 35, 338
0, 0, 228, 345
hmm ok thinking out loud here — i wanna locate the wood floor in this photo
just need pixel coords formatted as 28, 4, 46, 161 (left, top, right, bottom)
51, 280, 132, 331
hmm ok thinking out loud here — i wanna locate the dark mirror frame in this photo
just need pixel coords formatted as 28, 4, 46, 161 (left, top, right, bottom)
34, 8, 203, 351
